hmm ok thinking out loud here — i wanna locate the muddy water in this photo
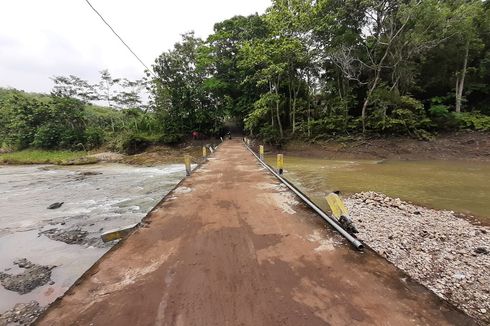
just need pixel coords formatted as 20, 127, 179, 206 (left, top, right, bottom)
266, 156, 490, 219
0, 163, 187, 313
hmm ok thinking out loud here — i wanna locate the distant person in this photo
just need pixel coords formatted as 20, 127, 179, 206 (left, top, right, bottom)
227, 131, 231, 140
192, 131, 199, 140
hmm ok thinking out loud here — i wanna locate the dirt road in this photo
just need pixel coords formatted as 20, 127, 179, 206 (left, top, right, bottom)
36, 140, 475, 325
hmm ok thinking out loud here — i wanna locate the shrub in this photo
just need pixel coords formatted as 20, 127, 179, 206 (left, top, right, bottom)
258, 125, 284, 146
85, 127, 105, 149
368, 92, 430, 135
159, 133, 184, 145
32, 124, 62, 149
453, 112, 490, 131
120, 132, 153, 155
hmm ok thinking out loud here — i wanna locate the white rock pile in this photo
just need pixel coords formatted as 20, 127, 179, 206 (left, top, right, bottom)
345, 191, 489, 324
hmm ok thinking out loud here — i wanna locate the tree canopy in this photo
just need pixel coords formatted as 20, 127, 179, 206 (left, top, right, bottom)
2, 0, 490, 152
149, 0, 490, 143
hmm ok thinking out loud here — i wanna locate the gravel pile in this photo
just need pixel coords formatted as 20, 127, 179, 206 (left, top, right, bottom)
345, 191, 490, 324
0, 259, 55, 294
39, 228, 88, 245
0, 301, 45, 326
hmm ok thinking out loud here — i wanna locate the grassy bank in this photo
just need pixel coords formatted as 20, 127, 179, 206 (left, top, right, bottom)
0, 150, 96, 165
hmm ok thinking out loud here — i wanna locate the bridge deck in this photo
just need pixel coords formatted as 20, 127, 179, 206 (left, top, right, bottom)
37, 139, 474, 325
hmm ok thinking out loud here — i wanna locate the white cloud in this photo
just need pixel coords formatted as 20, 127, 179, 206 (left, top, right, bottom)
0, 0, 270, 93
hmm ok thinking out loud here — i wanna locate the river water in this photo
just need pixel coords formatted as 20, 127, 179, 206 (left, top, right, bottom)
0, 163, 186, 313
266, 156, 490, 219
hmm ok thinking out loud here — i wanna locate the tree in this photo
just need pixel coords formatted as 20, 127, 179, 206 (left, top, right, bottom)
450, 1, 484, 112
206, 14, 269, 124
99, 69, 120, 108
152, 33, 224, 140
51, 75, 99, 103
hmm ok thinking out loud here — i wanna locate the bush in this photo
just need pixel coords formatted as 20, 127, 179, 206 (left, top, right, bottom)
120, 132, 153, 155
429, 104, 450, 117
368, 93, 430, 135
453, 112, 490, 131
85, 127, 105, 149
159, 133, 184, 145
258, 125, 284, 146
32, 124, 62, 149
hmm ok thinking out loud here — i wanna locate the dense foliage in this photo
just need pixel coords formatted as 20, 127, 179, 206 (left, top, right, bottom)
0, 86, 157, 153
150, 0, 490, 143
2, 0, 490, 152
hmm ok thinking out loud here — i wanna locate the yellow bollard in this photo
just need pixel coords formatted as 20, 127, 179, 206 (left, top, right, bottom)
259, 145, 264, 160
184, 155, 192, 176
202, 146, 207, 158
277, 154, 284, 175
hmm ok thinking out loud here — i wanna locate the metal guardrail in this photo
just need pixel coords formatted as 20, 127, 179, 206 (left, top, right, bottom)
243, 140, 364, 250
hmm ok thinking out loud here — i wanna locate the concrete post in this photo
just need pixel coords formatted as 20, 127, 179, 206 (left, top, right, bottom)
259, 145, 264, 160
184, 155, 192, 176
202, 146, 207, 158
277, 154, 284, 175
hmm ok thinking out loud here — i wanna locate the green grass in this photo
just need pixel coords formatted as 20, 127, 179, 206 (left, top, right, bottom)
0, 150, 94, 165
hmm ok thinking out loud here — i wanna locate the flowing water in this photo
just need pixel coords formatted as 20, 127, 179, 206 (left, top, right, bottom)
0, 163, 187, 313
266, 156, 490, 219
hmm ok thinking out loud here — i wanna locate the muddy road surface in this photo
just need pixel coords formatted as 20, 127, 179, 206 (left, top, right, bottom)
36, 140, 475, 325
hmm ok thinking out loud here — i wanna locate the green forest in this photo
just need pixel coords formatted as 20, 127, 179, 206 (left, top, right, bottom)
2, 0, 490, 152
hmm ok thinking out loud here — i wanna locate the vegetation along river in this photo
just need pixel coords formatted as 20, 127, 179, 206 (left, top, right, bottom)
0, 163, 187, 314
266, 156, 490, 220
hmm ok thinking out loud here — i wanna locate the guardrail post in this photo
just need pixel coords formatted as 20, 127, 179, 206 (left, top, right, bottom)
184, 155, 192, 176
277, 154, 284, 175
259, 145, 264, 160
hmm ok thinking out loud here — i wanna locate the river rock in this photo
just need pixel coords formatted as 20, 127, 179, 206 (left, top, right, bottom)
346, 191, 490, 324
39, 228, 88, 245
0, 300, 45, 326
0, 259, 55, 294
47, 202, 63, 209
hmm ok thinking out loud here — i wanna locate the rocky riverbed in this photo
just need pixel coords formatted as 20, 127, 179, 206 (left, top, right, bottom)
346, 191, 490, 324
0, 163, 188, 324
0, 301, 45, 326
0, 259, 55, 295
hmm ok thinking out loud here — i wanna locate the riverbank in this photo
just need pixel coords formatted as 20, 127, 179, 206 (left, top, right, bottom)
276, 131, 490, 161
346, 191, 490, 325
0, 150, 95, 165
0, 144, 207, 166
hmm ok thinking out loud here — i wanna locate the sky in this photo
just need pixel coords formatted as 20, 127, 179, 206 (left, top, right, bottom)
0, 0, 270, 93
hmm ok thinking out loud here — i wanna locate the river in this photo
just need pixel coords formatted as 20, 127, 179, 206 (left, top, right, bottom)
266, 156, 490, 219
0, 163, 187, 313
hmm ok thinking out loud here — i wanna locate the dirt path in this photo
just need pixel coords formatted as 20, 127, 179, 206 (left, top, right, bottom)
36, 139, 475, 326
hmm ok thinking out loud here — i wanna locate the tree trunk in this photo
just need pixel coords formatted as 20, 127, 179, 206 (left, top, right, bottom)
292, 81, 300, 135
455, 40, 469, 113
288, 76, 292, 128
361, 76, 379, 134
306, 73, 311, 138
270, 81, 274, 127
275, 77, 283, 138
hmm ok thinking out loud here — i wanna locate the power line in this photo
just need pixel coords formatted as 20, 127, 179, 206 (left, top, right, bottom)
83, 0, 157, 78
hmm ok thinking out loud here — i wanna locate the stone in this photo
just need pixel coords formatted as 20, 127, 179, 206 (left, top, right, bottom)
345, 191, 490, 324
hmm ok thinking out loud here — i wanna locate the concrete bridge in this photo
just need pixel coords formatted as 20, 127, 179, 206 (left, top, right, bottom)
36, 140, 474, 325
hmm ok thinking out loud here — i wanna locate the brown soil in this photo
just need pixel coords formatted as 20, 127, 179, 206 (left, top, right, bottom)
36, 140, 475, 326
278, 131, 490, 161
89, 143, 214, 166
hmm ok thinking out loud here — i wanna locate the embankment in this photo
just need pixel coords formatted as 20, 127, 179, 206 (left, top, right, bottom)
278, 131, 490, 161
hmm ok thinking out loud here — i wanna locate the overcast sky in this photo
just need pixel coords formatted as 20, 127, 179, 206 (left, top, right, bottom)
0, 0, 270, 93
